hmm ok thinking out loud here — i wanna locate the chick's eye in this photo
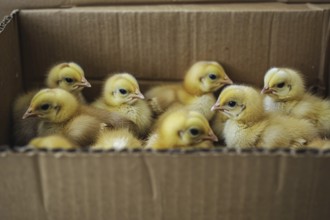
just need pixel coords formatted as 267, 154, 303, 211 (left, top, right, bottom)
189, 128, 200, 136
277, 82, 285, 88
119, 89, 127, 95
208, 73, 217, 80
65, 78, 74, 83
228, 101, 236, 107
40, 104, 50, 111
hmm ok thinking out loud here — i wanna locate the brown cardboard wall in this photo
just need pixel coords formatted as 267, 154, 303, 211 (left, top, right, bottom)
18, 4, 329, 98
0, 13, 23, 145
0, 153, 47, 220
0, 151, 329, 220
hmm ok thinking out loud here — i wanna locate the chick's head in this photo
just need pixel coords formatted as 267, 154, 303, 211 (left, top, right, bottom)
261, 67, 305, 101
46, 62, 91, 92
23, 88, 79, 123
103, 73, 144, 106
159, 110, 218, 148
211, 85, 264, 123
183, 61, 233, 96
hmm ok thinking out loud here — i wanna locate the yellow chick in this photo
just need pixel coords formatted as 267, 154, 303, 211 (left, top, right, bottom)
209, 111, 228, 143
145, 61, 233, 120
13, 62, 91, 146
22, 88, 137, 147
92, 128, 143, 150
211, 85, 319, 149
93, 73, 152, 138
262, 67, 330, 137
46, 62, 91, 103
28, 135, 78, 149
307, 138, 330, 150
146, 110, 218, 149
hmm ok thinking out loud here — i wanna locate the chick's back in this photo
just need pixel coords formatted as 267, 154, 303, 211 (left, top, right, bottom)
13, 90, 39, 146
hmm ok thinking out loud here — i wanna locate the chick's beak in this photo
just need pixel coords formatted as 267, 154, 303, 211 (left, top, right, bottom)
22, 108, 37, 119
76, 77, 91, 88
261, 86, 272, 94
203, 130, 219, 142
132, 91, 145, 100
220, 77, 233, 85
211, 103, 224, 111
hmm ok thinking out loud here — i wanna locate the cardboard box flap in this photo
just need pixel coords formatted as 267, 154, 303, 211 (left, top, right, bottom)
1, 150, 330, 220
18, 3, 329, 98
0, 12, 23, 145
0, 153, 47, 220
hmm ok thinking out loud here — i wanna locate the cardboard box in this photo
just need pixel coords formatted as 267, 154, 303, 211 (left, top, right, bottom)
1, 3, 330, 220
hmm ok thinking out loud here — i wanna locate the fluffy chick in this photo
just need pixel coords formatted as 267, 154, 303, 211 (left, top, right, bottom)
13, 62, 91, 146
211, 85, 318, 149
46, 62, 91, 103
93, 73, 152, 138
22, 88, 137, 147
210, 111, 228, 143
145, 61, 232, 120
307, 138, 330, 150
92, 128, 143, 150
262, 67, 330, 137
146, 110, 218, 149
28, 135, 77, 149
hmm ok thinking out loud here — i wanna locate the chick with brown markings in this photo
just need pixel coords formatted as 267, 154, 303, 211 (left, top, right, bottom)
211, 85, 319, 149
145, 61, 232, 120
22, 88, 137, 147
13, 62, 91, 146
146, 110, 218, 149
262, 67, 330, 137
93, 73, 152, 138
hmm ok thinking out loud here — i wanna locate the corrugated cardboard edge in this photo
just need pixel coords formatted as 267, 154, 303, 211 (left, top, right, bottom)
0, 10, 17, 33
0, 10, 23, 145
7, 146, 330, 156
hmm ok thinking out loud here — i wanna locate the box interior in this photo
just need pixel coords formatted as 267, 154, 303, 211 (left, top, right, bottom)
1, 4, 330, 220
1, 3, 330, 146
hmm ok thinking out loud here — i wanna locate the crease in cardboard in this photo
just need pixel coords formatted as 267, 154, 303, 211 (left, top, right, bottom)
321, 9, 329, 93
320, 9, 330, 96
267, 13, 274, 69
275, 155, 286, 194
306, 3, 327, 11
34, 154, 50, 220
141, 155, 158, 200
305, 159, 318, 220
